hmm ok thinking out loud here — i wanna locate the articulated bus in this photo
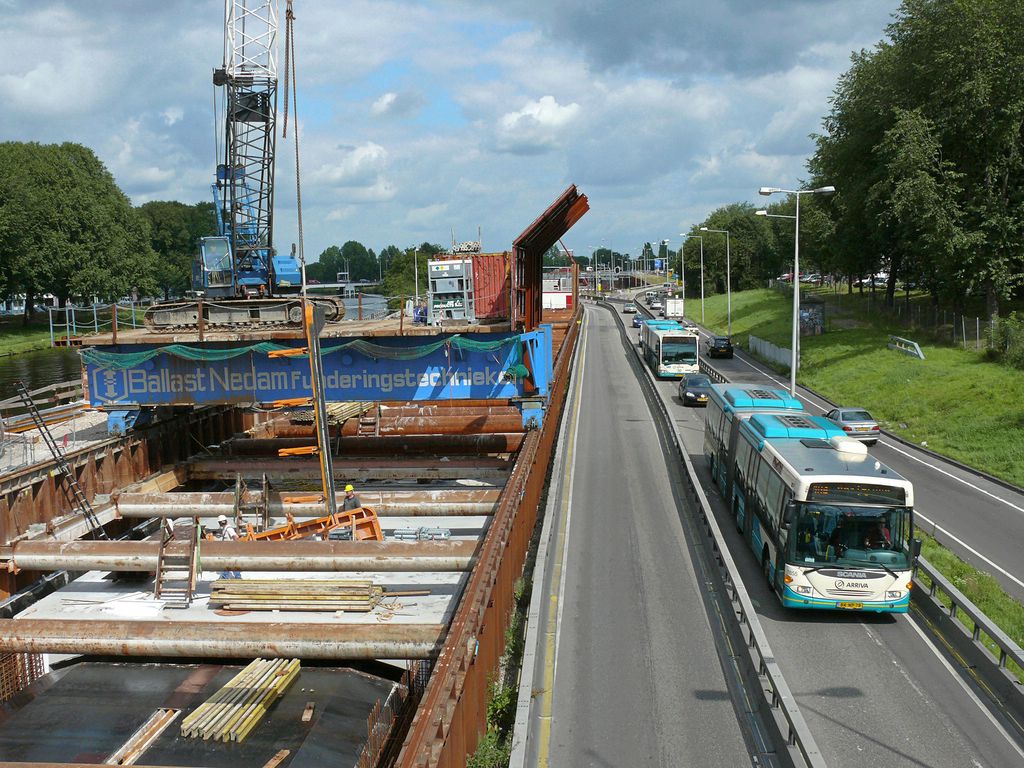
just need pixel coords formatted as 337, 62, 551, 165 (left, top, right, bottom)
731, 412, 915, 613
704, 385, 804, 496
639, 320, 699, 378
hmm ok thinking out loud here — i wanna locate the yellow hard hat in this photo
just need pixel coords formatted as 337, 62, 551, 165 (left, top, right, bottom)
345, 484, 354, 492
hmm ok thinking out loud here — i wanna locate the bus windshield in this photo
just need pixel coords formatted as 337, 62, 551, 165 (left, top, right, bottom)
662, 339, 697, 364
789, 502, 911, 570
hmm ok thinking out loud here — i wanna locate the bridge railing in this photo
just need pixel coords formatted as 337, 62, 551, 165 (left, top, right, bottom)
912, 557, 1024, 723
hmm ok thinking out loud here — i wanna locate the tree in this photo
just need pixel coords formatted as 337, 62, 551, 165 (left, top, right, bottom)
811, 0, 1024, 316
138, 200, 217, 299
0, 142, 157, 321
380, 242, 445, 303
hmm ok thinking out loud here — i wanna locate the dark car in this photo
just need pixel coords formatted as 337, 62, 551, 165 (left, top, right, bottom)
824, 407, 880, 445
707, 336, 733, 359
632, 313, 645, 328
678, 373, 714, 406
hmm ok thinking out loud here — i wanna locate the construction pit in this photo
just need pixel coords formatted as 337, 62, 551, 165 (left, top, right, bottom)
0, 395, 528, 766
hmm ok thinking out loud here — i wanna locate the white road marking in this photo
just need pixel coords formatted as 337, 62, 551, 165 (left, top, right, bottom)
915, 510, 1024, 591
902, 612, 1024, 762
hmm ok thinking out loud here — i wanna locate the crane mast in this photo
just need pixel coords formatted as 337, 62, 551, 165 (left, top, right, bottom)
211, 0, 280, 296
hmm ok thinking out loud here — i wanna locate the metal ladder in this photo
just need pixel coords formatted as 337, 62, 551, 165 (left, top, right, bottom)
357, 405, 380, 436
154, 520, 198, 608
14, 380, 107, 540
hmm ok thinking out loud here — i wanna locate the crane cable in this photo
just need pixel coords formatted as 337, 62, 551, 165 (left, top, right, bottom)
281, 0, 307, 293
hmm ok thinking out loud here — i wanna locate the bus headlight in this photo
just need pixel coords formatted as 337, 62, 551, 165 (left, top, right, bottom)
796, 585, 812, 595
886, 591, 902, 600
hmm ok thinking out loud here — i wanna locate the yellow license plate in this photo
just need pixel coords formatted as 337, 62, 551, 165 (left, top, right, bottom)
698, 395, 707, 400
857, 427, 869, 431
838, 602, 864, 610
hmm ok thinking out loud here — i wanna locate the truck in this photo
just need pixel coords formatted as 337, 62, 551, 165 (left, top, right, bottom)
663, 298, 685, 320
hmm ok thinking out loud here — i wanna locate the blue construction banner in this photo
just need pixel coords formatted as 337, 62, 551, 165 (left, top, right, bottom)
82, 328, 553, 407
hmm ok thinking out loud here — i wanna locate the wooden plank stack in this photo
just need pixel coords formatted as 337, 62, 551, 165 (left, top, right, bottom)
180, 658, 300, 742
210, 578, 384, 612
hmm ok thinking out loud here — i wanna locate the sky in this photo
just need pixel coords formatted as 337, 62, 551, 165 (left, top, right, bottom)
0, 0, 901, 263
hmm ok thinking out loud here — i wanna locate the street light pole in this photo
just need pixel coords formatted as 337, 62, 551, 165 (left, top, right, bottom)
700, 227, 731, 336
758, 184, 836, 396
681, 234, 704, 322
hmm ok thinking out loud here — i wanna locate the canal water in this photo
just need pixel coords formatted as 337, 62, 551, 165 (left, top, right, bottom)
0, 295, 390, 397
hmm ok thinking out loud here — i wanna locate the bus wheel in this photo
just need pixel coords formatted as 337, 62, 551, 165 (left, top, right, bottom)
762, 549, 774, 593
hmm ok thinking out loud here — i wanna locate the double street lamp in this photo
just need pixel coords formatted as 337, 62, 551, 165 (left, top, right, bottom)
699, 226, 731, 336
757, 184, 836, 396
681, 233, 704, 323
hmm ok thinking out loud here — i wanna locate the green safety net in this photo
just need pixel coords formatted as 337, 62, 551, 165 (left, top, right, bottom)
81, 334, 532, 378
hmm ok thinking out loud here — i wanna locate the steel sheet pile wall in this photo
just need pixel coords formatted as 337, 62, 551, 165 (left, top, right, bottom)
0, 405, 244, 598
397, 306, 580, 767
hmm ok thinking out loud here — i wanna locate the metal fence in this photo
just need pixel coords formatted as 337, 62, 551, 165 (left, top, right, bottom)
48, 302, 145, 345
748, 335, 793, 370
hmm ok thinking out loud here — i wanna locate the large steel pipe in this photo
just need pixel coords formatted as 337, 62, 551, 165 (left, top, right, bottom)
186, 458, 510, 482
10, 540, 477, 573
0, 619, 444, 659
224, 433, 522, 456
114, 490, 499, 518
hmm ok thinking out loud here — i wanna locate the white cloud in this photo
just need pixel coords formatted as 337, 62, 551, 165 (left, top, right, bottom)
495, 95, 580, 155
311, 142, 389, 187
161, 107, 184, 126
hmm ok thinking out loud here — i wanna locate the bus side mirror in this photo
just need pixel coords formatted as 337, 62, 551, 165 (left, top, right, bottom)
781, 501, 796, 529
912, 538, 922, 559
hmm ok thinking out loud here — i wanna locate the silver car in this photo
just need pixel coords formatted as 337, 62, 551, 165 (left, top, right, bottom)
824, 407, 880, 445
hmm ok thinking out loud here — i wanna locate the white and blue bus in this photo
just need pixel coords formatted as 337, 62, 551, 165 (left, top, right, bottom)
639, 320, 699, 378
731, 412, 914, 613
703, 385, 804, 497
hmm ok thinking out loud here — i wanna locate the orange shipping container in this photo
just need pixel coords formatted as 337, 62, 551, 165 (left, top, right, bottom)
472, 252, 511, 319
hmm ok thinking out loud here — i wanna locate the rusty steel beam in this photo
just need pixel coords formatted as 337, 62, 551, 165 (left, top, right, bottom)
377, 405, 520, 418
114, 490, 498, 518
9, 539, 478, 573
223, 434, 523, 456
186, 457, 510, 483
0, 619, 444, 659
269, 413, 523, 439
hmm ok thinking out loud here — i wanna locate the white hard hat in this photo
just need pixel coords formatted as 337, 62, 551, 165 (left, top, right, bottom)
217, 514, 228, 524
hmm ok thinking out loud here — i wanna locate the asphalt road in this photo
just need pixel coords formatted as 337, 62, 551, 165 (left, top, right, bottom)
543, 306, 753, 767
621, 300, 1024, 767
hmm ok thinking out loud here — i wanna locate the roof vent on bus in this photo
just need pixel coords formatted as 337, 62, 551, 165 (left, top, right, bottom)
779, 414, 817, 429
750, 389, 779, 400
799, 438, 831, 449
829, 436, 868, 456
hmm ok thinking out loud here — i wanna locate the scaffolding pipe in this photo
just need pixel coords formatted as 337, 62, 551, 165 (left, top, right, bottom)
0, 619, 444, 659
9, 540, 476, 573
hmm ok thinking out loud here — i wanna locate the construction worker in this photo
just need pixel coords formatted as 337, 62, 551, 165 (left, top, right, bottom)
342, 484, 362, 511
217, 514, 239, 541
217, 515, 241, 579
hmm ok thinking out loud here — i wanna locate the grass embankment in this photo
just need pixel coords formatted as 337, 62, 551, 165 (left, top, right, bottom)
690, 288, 1024, 486
0, 321, 56, 356
691, 287, 1024, 679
